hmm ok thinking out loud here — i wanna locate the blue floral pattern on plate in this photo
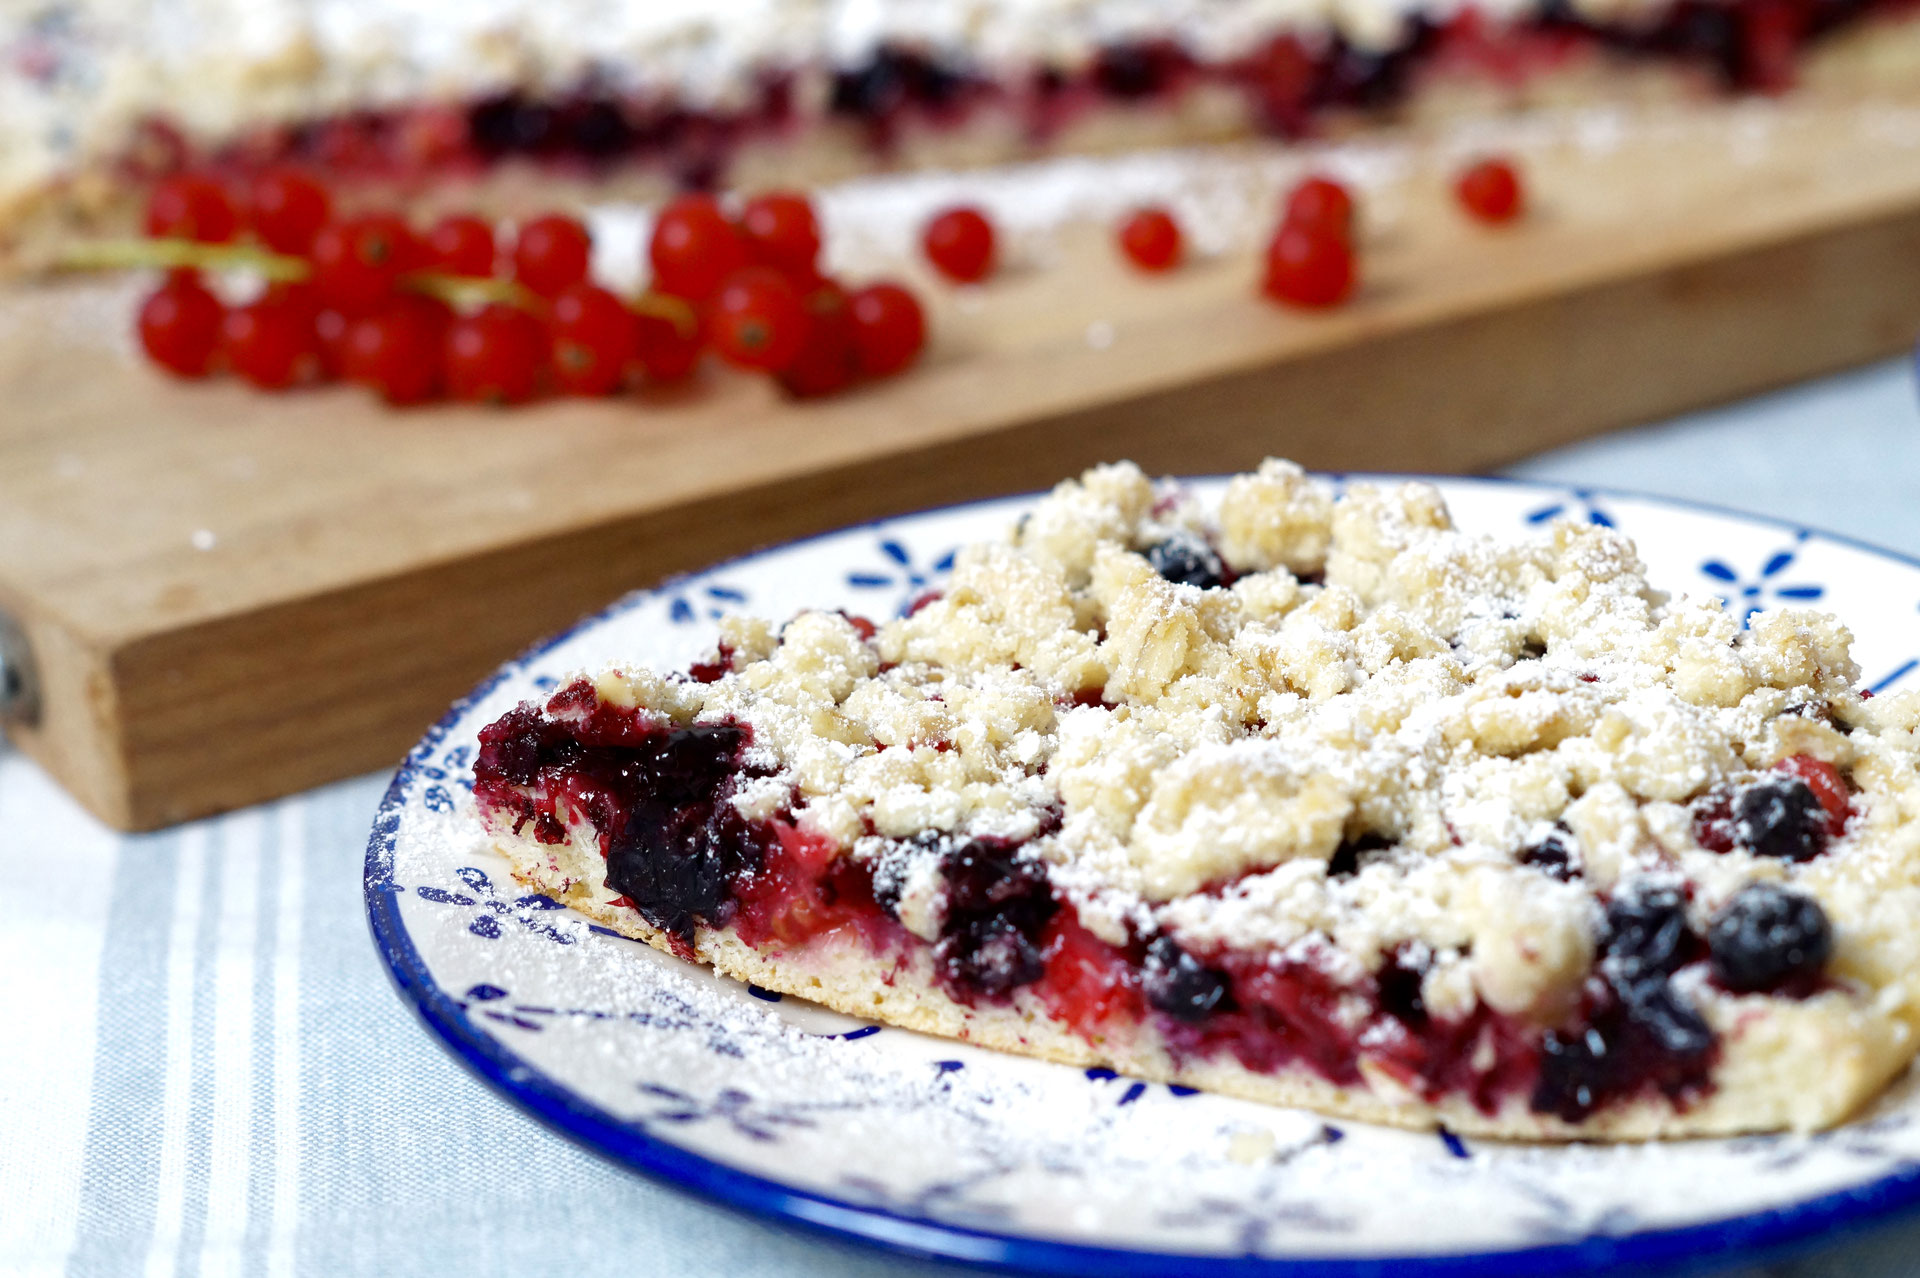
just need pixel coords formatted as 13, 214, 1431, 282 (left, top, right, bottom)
366, 476, 1920, 1276
1700, 530, 1826, 625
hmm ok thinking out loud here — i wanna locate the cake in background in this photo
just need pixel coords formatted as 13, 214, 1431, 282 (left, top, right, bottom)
6, 0, 1920, 263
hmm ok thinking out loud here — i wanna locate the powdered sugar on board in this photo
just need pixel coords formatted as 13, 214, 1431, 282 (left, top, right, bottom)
370, 474, 1920, 1267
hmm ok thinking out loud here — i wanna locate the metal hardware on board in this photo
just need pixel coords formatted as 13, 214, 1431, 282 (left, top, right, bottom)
0, 611, 39, 724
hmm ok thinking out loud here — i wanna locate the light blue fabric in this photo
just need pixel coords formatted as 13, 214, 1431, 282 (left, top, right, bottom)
8, 356, 1920, 1278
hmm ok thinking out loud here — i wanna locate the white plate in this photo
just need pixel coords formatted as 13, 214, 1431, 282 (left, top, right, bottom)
366, 475, 1920, 1275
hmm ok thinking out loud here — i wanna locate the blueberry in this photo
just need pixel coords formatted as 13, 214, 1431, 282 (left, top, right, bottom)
1142, 937, 1233, 1022
1315, 27, 1427, 109
1092, 42, 1178, 99
1518, 827, 1579, 880
936, 916, 1045, 996
927, 836, 1058, 1002
467, 94, 554, 154
1144, 534, 1228, 590
560, 98, 635, 157
1601, 885, 1699, 984
1668, 4, 1743, 86
1733, 775, 1829, 861
1375, 950, 1428, 1027
1326, 833, 1391, 878
1620, 979, 1714, 1057
1533, 1024, 1610, 1121
830, 46, 965, 119
602, 724, 764, 946
1708, 883, 1833, 993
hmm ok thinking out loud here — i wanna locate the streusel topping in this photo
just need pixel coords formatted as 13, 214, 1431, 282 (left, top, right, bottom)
588, 459, 1918, 1026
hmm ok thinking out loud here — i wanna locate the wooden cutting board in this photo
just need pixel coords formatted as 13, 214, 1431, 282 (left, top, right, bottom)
8, 89, 1920, 830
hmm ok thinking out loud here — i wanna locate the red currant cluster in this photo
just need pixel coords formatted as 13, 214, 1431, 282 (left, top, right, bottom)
1099, 153, 1526, 309
133, 172, 929, 405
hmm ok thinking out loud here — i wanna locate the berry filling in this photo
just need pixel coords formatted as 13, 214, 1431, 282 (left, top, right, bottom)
470, 680, 1846, 1122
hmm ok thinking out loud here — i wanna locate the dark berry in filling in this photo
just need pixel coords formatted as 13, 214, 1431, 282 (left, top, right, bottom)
1708, 882, 1833, 994
600, 723, 772, 946
1326, 833, 1391, 878
1093, 40, 1191, 99
1733, 773, 1830, 861
928, 836, 1060, 1002
830, 44, 971, 124
1374, 947, 1430, 1027
1314, 28, 1431, 109
1601, 884, 1703, 985
557, 98, 638, 158
468, 93, 559, 155
1518, 827, 1580, 880
1144, 533, 1231, 590
1142, 937, 1235, 1022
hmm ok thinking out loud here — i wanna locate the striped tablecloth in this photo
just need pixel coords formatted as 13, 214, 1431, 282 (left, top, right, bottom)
11, 358, 1920, 1278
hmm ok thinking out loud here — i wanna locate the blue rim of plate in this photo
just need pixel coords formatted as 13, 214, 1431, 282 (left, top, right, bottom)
366, 473, 1920, 1277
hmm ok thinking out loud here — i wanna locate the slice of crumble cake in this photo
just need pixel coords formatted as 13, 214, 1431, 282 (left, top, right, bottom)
472, 459, 1920, 1138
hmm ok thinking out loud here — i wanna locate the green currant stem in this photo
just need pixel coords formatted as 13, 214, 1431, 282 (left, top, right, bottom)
406, 273, 535, 309
634, 290, 699, 338
54, 237, 538, 308
56, 238, 311, 280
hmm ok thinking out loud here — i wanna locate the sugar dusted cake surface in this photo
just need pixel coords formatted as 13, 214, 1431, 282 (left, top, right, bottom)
479, 459, 1920, 1136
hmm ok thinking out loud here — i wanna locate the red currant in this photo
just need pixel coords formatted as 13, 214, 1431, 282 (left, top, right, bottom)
1117, 207, 1182, 272
1284, 175, 1355, 241
549, 283, 636, 396
1456, 158, 1523, 224
634, 294, 705, 382
343, 295, 449, 405
513, 214, 593, 298
922, 206, 995, 283
245, 169, 330, 254
1261, 224, 1355, 309
261, 280, 322, 325
310, 214, 418, 315
778, 282, 858, 398
426, 214, 496, 277
707, 268, 807, 373
137, 274, 225, 377
144, 174, 239, 243
445, 302, 547, 403
740, 191, 823, 277
649, 195, 750, 302
315, 308, 351, 380
847, 282, 926, 378
222, 291, 319, 390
